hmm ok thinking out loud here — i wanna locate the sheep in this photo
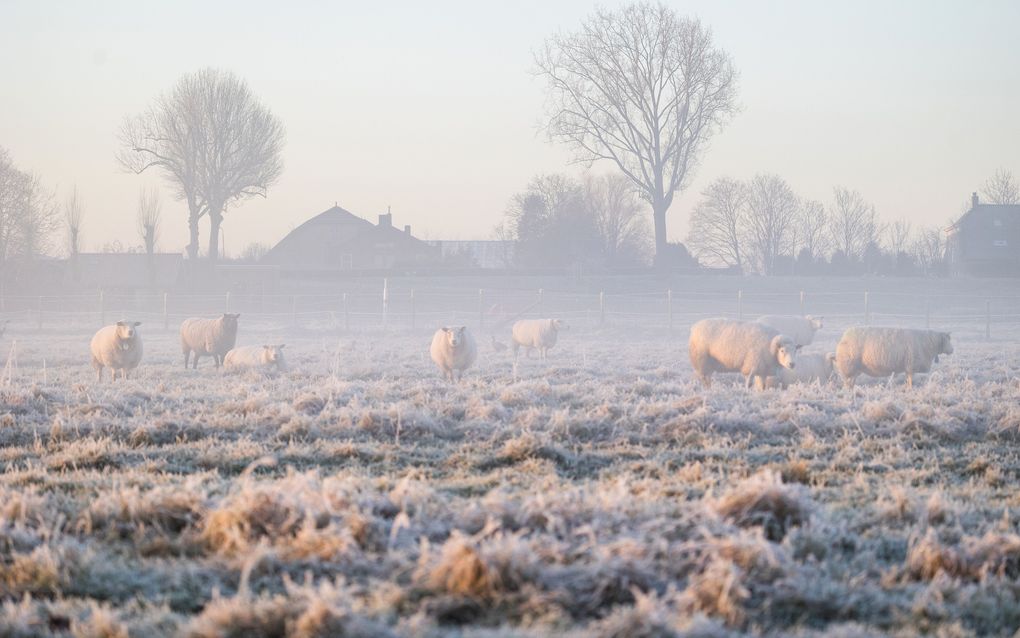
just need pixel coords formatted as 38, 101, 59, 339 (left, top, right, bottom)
90, 321, 143, 382
689, 318, 799, 391
773, 352, 836, 388
224, 345, 287, 374
511, 318, 566, 361
180, 314, 240, 369
756, 315, 824, 347
430, 326, 477, 382
835, 327, 953, 388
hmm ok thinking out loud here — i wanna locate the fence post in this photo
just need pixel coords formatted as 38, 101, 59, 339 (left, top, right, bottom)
737, 290, 743, 321
410, 289, 416, 330
667, 289, 673, 331
799, 290, 805, 315
599, 291, 605, 326
538, 288, 544, 313
99, 290, 105, 326
163, 292, 169, 331
291, 295, 298, 328
382, 278, 389, 328
37, 296, 42, 329
478, 289, 484, 328
225, 291, 231, 313
343, 293, 349, 331
864, 291, 871, 325
986, 299, 991, 341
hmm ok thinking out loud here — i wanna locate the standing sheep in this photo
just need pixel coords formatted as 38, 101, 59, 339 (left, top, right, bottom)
689, 318, 799, 391
224, 345, 287, 374
773, 352, 836, 388
180, 314, 240, 369
835, 327, 953, 388
756, 315, 824, 347
90, 321, 143, 382
430, 326, 477, 382
511, 318, 566, 361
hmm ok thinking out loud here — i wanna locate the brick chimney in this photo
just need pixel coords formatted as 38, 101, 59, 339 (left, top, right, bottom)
403, 224, 411, 235
972, 192, 979, 209
378, 212, 392, 227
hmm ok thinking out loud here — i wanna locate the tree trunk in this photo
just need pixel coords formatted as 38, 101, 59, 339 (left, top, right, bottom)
207, 210, 222, 262
187, 213, 200, 260
652, 200, 669, 269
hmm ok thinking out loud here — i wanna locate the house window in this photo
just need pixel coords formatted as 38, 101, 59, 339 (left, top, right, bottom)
993, 240, 1008, 247
339, 254, 353, 270
994, 219, 1003, 227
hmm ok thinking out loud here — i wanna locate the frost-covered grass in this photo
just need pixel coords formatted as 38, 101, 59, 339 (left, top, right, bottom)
2, 321, 1020, 636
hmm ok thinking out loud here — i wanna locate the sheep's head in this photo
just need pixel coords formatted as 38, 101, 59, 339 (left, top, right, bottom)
807, 315, 824, 331
551, 318, 567, 331
221, 313, 241, 331
939, 332, 953, 356
115, 321, 141, 347
263, 344, 286, 368
770, 335, 797, 370
442, 326, 468, 348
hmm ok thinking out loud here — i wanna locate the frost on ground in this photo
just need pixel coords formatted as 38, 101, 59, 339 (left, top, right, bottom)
2, 323, 1020, 637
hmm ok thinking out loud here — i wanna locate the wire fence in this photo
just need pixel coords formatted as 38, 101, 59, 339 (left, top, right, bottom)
1, 282, 1019, 341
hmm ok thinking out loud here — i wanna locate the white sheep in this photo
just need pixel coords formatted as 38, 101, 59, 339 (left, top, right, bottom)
180, 314, 240, 369
756, 315, 824, 347
430, 326, 477, 382
689, 318, 799, 391
773, 352, 836, 388
511, 318, 566, 361
224, 344, 287, 374
835, 327, 953, 388
90, 321, 143, 382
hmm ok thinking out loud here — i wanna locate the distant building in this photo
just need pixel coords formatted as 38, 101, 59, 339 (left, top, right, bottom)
262, 205, 439, 273
947, 193, 1020, 276
68, 253, 183, 291
428, 240, 514, 269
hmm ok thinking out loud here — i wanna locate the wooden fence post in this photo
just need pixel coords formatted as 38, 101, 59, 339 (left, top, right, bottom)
538, 288, 544, 313
799, 290, 805, 315
410, 289, 416, 330
986, 299, 991, 341
599, 291, 605, 326
99, 290, 105, 326
667, 289, 673, 331
478, 289, 484, 328
37, 296, 43, 329
864, 291, 870, 326
225, 291, 231, 313
382, 278, 389, 328
737, 290, 743, 321
343, 293, 349, 331
163, 292, 169, 331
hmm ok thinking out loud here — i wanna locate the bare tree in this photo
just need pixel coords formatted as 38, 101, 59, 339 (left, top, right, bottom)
240, 242, 269, 263
981, 168, 1019, 205
911, 226, 947, 275
828, 186, 883, 261
584, 173, 651, 267
796, 199, 829, 260
535, 2, 738, 266
686, 177, 747, 269
0, 147, 58, 269
505, 174, 599, 268
119, 68, 285, 262
886, 218, 912, 254
137, 188, 161, 256
743, 174, 799, 275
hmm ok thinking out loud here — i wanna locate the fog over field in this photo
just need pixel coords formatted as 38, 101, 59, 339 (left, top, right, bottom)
3, 0, 1020, 636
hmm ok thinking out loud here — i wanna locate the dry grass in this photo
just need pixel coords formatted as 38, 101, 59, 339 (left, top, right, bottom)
0, 322, 1018, 635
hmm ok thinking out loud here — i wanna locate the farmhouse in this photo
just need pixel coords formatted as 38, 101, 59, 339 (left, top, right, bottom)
261, 205, 438, 273
947, 193, 1020, 276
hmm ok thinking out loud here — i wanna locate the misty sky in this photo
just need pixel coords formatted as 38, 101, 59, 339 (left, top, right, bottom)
2, 0, 1018, 257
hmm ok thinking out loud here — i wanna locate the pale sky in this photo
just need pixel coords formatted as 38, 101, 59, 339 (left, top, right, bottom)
2, 0, 1018, 257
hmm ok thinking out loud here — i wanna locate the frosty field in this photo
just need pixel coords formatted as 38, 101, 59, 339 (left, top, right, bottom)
2, 316, 1020, 637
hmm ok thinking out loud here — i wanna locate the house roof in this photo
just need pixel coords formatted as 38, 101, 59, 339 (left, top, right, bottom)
950, 203, 1020, 232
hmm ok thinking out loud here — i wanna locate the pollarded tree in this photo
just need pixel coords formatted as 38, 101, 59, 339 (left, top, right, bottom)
686, 176, 748, 270
535, 2, 738, 267
119, 68, 285, 262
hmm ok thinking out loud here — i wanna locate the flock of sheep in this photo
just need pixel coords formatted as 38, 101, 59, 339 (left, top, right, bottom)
86, 311, 952, 389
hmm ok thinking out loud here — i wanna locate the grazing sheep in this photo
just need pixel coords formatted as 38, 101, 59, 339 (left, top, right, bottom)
180, 314, 240, 369
756, 315, 824, 347
836, 327, 953, 388
90, 321, 143, 382
511, 318, 566, 361
224, 345, 287, 374
430, 326, 477, 382
689, 318, 799, 391
774, 352, 836, 388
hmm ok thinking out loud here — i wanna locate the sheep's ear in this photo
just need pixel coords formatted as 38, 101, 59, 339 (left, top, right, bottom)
795, 345, 803, 352
277, 344, 286, 349
770, 335, 781, 355
116, 321, 125, 326
133, 322, 142, 327
441, 327, 450, 334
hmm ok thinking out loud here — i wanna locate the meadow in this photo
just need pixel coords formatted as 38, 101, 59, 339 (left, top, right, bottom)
2, 278, 1020, 637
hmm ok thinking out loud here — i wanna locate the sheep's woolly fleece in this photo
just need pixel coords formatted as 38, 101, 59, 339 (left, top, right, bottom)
1, 324, 1020, 637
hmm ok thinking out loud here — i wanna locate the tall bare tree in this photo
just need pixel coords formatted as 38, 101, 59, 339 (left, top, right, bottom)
686, 176, 747, 269
886, 218, 912, 254
583, 173, 651, 267
828, 186, 883, 261
743, 174, 799, 275
535, 2, 738, 266
981, 168, 1019, 205
0, 147, 58, 269
796, 199, 829, 260
119, 68, 285, 262
911, 225, 947, 275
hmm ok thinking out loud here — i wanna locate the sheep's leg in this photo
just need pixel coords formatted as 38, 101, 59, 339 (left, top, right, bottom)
183, 350, 190, 369
95, 365, 103, 382
745, 374, 753, 389
906, 372, 914, 388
